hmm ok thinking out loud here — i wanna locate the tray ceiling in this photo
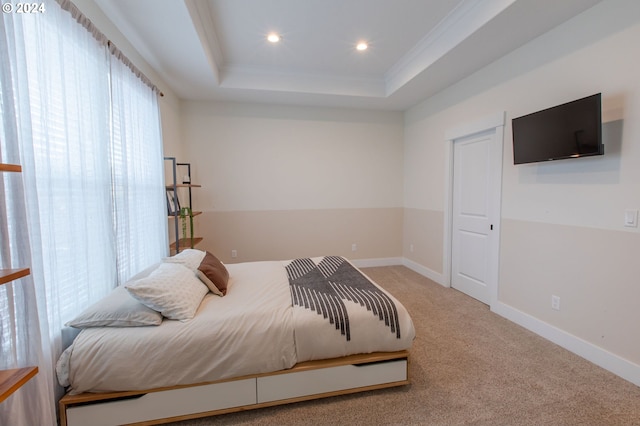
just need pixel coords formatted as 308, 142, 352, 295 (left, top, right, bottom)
95, 0, 602, 110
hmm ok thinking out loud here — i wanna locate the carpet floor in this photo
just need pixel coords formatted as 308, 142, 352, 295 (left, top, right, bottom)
166, 265, 640, 425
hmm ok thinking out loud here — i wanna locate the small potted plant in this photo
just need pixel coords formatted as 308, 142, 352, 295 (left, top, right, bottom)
178, 207, 194, 248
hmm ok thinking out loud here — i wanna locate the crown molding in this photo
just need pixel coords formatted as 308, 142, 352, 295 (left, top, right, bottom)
221, 65, 386, 98
384, 0, 516, 96
184, 0, 223, 85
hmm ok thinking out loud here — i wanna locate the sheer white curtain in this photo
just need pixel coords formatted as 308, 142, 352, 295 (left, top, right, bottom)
0, 1, 166, 424
109, 54, 168, 284
0, 3, 104, 423
1, 7, 57, 426
22, 0, 116, 342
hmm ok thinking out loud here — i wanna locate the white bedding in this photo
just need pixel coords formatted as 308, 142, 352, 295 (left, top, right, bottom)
58, 257, 414, 395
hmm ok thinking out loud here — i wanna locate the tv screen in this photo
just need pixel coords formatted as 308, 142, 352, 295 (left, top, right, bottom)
512, 93, 603, 165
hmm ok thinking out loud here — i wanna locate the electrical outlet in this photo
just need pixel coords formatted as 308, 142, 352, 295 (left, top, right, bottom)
231, 249, 237, 258
410, 244, 414, 252
351, 243, 357, 252
551, 295, 560, 311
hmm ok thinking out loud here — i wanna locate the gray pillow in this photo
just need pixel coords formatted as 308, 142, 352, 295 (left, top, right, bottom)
66, 286, 162, 328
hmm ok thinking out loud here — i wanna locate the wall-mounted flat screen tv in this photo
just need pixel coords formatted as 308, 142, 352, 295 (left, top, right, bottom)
512, 93, 603, 165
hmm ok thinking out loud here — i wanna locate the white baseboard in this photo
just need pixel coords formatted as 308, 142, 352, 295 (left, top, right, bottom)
351, 257, 443, 285
356, 257, 640, 388
350, 257, 403, 268
401, 258, 445, 287
492, 301, 640, 387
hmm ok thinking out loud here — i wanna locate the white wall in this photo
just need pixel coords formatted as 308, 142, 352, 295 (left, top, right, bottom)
404, 0, 640, 383
180, 101, 404, 263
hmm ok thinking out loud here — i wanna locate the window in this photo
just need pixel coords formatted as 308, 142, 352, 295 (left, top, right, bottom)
0, 1, 167, 423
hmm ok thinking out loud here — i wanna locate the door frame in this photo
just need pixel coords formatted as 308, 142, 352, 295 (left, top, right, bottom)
443, 111, 505, 308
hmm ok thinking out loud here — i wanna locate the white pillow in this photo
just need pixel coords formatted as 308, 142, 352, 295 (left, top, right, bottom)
66, 286, 162, 328
125, 262, 208, 321
163, 249, 206, 271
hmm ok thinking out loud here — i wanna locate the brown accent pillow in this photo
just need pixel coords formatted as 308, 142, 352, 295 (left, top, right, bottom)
196, 252, 229, 296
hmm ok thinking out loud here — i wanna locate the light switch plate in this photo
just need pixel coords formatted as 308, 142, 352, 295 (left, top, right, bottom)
624, 209, 638, 228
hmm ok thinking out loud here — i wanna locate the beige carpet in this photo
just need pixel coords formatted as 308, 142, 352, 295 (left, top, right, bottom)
166, 266, 640, 425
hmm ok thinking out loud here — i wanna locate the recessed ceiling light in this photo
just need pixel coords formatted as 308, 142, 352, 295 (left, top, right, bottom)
356, 42, 368, 51
267, 33, 281, 43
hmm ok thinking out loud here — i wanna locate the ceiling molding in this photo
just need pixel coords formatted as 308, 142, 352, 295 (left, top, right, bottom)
92, 0, 605, 110
221, 65, 386, 97
384, 0, 516, 96
184, 0, 223, 85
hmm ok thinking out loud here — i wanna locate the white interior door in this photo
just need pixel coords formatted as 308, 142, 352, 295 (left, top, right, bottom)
451, 129, 499, 304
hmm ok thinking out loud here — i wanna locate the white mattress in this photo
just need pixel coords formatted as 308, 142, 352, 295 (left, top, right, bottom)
58, 257, 414, 395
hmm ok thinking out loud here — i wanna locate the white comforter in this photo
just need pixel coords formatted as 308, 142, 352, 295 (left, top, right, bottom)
58, 258, 414, 394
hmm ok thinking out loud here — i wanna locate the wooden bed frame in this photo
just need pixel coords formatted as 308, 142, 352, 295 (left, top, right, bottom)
59, 350, 410, 426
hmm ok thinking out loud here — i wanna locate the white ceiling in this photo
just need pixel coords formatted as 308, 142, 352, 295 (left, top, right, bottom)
95, 0, 602, 110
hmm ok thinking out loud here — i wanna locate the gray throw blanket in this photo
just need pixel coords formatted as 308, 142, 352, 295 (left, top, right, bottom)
286, 256, 401, 341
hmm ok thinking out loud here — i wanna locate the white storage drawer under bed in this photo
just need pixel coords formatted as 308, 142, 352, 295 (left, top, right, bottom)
258, 358, 407, 403
65, 378, 255, 426
61, 352, 409, 426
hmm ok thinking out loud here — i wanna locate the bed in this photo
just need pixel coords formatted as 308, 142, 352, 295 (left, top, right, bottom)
57, 251, 415, 426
